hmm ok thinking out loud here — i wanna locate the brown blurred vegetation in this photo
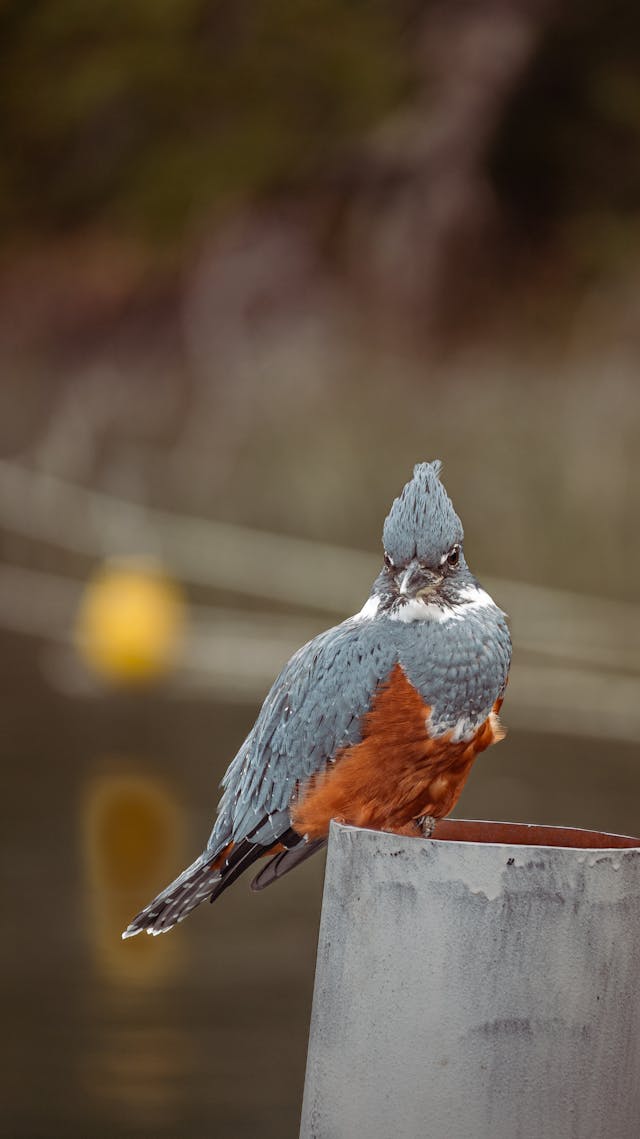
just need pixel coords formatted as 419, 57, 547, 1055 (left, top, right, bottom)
2, 1, 639, 278
0, 0, 639, 593
0, 0, 408, 238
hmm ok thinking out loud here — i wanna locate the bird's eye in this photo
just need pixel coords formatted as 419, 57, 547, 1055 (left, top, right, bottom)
383, 552, 394, 570
446, 545, 460, 567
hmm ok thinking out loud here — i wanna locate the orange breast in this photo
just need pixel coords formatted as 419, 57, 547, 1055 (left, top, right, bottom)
291, 663, 504, 841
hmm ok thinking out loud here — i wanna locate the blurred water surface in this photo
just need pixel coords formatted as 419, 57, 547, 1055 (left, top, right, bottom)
3, 626, 640, 1138
2, 630, 321, 1139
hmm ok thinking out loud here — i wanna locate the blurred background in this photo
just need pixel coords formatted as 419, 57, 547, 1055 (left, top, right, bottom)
2, 1, 640, 1136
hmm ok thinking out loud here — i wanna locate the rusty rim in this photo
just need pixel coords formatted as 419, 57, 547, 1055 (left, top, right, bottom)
432, 818, 640, 850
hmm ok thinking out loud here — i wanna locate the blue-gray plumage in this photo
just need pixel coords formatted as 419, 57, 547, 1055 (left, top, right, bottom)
382, 458, 463, 567
123, 461, 511, 937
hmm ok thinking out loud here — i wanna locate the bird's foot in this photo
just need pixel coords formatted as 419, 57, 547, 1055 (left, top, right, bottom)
417, 814, 436, 839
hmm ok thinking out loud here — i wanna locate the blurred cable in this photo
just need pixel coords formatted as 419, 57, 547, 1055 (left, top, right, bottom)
0, 557, 639, 743
0, 459, 373, 613
0, 459, 639, 672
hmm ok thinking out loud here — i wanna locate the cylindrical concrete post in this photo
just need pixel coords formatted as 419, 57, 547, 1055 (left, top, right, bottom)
300, 820, 640, 1139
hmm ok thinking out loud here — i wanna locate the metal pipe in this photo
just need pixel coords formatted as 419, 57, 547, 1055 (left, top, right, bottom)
300, 820, 640, 1139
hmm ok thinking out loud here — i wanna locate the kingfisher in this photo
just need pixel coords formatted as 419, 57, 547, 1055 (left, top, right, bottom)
123, 461, 511, 938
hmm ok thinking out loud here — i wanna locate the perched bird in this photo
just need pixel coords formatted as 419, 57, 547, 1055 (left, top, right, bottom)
123, 461, 511, 938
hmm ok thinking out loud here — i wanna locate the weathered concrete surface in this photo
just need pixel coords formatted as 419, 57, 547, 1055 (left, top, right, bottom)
300, 821, 640, 1139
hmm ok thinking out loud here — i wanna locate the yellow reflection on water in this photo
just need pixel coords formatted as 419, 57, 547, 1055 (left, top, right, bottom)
82, 766, 185, 984
81, 1013, 196, 1135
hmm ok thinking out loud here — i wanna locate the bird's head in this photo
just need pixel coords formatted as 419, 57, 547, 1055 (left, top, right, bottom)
373, 461, 473, 617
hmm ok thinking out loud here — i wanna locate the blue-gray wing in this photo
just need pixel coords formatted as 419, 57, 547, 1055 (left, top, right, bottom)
208, 616, 398, 849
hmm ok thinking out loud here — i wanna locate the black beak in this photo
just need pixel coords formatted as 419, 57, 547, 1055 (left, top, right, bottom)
397, 560, 443, 599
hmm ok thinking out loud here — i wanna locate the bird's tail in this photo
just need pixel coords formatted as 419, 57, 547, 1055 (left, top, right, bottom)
122, 849, 227, 938
122, 829, 324, 938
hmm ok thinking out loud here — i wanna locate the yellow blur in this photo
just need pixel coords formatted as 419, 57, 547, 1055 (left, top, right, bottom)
75, 561, 185, 684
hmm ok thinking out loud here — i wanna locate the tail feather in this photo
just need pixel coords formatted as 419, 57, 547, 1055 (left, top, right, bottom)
122, 829, 326, 938
251, 837, 326, 891
122, 850, 225, 938
206, 838, 271, 903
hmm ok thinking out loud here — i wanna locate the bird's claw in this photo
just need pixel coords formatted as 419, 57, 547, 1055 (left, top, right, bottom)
417, 814, 436, 838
